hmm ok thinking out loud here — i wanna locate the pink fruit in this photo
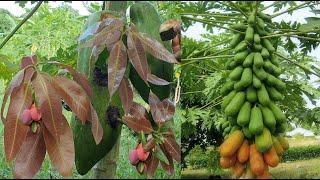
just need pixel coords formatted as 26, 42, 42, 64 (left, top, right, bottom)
129, 149, 139, 165
21, 109, 32, 125
137, 143, 150, 161
30, 105, 41, 121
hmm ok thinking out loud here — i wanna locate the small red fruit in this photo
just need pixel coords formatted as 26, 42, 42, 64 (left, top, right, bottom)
21, 109, 32, 125
137, 143, 150, 161
129, 149, 139, 165
30, 104, 41, 121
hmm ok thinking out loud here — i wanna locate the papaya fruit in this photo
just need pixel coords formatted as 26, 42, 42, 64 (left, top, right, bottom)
231, 160, 246, 178
264, 60, 282, 76
220, 81, 235, 95
278, 136, 289, 150
260, 106, 276, 131
255, 127, 273, 153
234, 81, 245, 91
224, 126, 231, 134
243, 52, 254, 67
235, 41, 248, 53
262, 39, 275, 53
237, 140, 250, 163
263, 146, 279, 167
253, 66, 267, 80
253, 43, 263, 51
228, 116, 238, 126
257, 12, 272, 22
230, 23, 248, 31
266, 86, 284, 101
225, 92, 246, 116
237, 101, 251, 126
250, 144, 265, 176
254, 34, 261, 44
254, 53, 264, 68
243, 126, 253, 139
234, 51, 249, 65
220, 155, 236, 168
268, 102, 286, 123
249, 106, 264, 135
229, 66, 244, 80
256, 17, 265, 30
270, 54, 280, 66
261, 47, 270, 58
237, 67, 253, 89
225, 58, 233, 69
220, 130, 244, 157
248, 13, 256, 25
222, 90, 237, 109
247, 86, 257, 103
245, 26, 254, 43
266, 74, 286, 91
257, 84, 270, 106
256, 26, 268, 36
253, 74, 262, 89
242, 164, 256, 179
228, 60, 238, 70
230, 125, 241, 134
272, 136, 284, 156
257, 166, 272, 179
230, 34, 243, 48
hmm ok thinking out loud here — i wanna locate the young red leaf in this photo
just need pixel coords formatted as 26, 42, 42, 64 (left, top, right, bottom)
108, 40, 127, 98
14, 129, 46, 179
160, 144, 175, 176
143, 137, 156, 152
90, 44, 107, 63
163, 137, 181, 163
149, 92, 175, 123
119, 77, 133, 115
78, 22, 101, 42
52, 76, 91, 124
138, 33, 178, 64
43, 115, 74, 177
127, 30, 150, 83
123, 115, 153, 134
1, 69, 25, 122
147, 73, 170, 85
4, 82, 33, 161
88, 104, 103, 144
129, 102, 149, 120
20, 55, 38, 69
145, 153, 159, 177
32, 73, 64, 141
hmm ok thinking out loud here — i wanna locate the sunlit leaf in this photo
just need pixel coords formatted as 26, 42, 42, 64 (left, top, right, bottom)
88, 104, 103, 144
147, 73, 170, 85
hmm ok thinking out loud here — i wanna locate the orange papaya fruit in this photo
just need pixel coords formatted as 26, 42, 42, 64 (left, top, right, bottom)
263, 146, 279, 167
220, 155, 236, 168
220, 130, 244, 157
237, 139, 250, 163
250, 144, 265, 176
231, 160, 246, 178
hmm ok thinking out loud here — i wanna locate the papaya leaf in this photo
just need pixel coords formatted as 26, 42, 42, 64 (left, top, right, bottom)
4, 82, 33, 161
138, 33, 178, 64
43, 115, 74, 177
107, 40, 127, 98
147, 73, 170, 85
13, 130, 46, 179
119, 77, 133, 115
298, 17, 320, 31
88, 104, 103, 144
127, 30, 150, 83
52, 76, 91, 124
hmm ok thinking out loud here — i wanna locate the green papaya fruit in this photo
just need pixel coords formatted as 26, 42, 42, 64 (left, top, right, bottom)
229, 66, 244, 80
234, 51, 249, 65
253, 43, 263, 51
255, 127, 273, 153
252, 74, 262, 88
249, 106, 264, 135
243, 126, 253, 139
254, 52, 264, 68
264, 60, 281, 76
256, 17, 265, 30
248, 13, 256, 25
222, 90, 237, 109
230, 23, 248, 31
268, 102, 286, 123
235, 41, 248, 53
266, 86, 284, 101
243, 52, 254, 67
256, 26, 268, 36
237, 68, 253, 89
260, 106, 276, 131
237, 101, 251, 126
228, 60, 238, 70
245, 26, 254, 43
253, 66, 267, 80
270, 54, 280, 66
247, 86, 257, 103
220, 81, 235, 95
230, 33, 243, 48
262, 39, 275, 53
230, 125, 241, 133
225, 92, 246, 116
266, 74, 286, 91
261, 47, 270, 58
257, 12, 272, 22
257, 84, 270, 106
254, 34, 261, 44
228, 116, 238, 126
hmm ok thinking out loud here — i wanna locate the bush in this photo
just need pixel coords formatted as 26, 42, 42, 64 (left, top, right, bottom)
282, 145, 320, 162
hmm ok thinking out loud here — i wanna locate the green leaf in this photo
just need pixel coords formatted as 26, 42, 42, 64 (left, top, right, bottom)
298, 17, 320, 31
154, 147, 169, 165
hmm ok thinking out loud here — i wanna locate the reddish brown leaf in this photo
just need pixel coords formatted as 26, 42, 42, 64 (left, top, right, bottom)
163, 137, 181, 163
147, 73, 170, 85
78, 22, 100, 42
88, 104, 103, 144
4, 82, 33, 161
108, 40, 127, 98
145, 153, 159, 177
1, 69, 25, 122
49, 62, 93, 98
127, 30, 150, 83
43, 115, 74, 177
119, 77, 133, 115
160, 144, 175, 176
14, 129, 46, 179
143, 137, 156, 152
123, 115, 153, 134
52, 76, 91, 124
148, 92, 175, 123
32, 73, 63, 141
138, 33, 178, 64
90, 44, 107, 63
21, 55, 38, 69
129, 102, 149, 120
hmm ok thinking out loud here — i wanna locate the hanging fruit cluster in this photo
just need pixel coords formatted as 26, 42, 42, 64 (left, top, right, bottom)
219, 8, 290, 178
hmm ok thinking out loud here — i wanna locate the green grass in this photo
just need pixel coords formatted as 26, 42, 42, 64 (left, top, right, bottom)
0, 80, 181, 178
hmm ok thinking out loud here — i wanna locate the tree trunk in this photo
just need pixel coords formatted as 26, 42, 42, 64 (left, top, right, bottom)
92, 1, 127, 179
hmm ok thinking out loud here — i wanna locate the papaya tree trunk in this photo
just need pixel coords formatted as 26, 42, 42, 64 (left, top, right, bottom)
92, 1, 127, 179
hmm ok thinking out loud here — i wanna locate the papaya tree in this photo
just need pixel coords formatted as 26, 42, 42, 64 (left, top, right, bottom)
0, 1, 181, 178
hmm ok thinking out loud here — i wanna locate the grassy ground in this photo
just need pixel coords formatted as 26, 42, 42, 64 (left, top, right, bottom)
288, 135, 320, 147
0, 80, 181, 179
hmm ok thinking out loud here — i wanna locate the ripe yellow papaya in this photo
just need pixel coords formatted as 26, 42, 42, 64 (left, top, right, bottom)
220, 130, 244, 157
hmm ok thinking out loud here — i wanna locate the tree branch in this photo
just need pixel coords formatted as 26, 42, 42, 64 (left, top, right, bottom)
261, 29, 320, 39
0, 1, 43, 49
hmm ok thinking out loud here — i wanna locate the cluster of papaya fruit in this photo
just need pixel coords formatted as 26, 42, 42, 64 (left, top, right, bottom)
219, 10, 289, 178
